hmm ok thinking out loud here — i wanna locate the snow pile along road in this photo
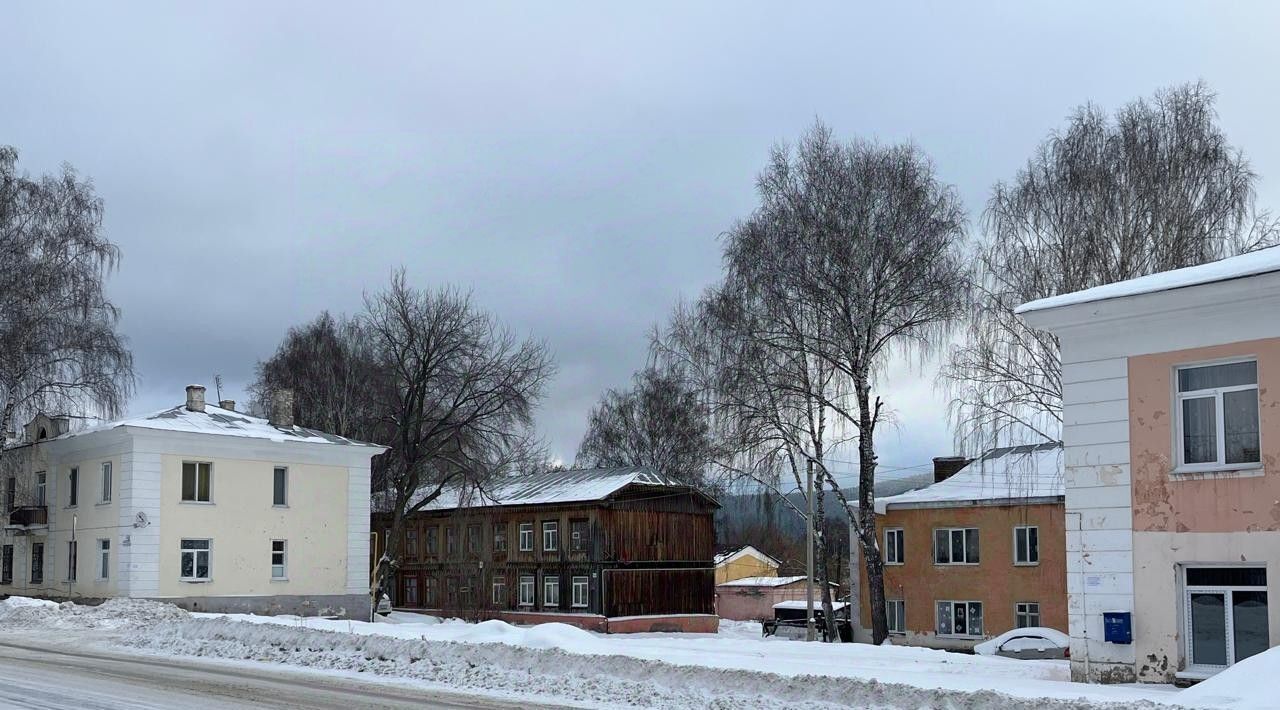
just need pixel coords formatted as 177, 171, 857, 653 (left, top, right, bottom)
0, 596, 188, 630
1177, 646, 1280, 710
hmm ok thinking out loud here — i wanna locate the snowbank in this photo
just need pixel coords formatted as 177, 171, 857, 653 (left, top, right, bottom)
0, 596, 188, 630
1178, 646, 1280, 709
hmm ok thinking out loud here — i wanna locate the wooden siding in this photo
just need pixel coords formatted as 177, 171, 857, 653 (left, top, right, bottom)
605, 567, 714, 616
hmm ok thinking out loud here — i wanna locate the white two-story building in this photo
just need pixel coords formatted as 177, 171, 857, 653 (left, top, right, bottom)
0, 385, 384, 618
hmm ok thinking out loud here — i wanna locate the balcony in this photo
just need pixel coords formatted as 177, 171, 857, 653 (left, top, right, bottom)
7, 505, 48, 529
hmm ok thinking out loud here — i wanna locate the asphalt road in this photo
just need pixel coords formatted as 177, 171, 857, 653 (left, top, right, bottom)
0, 640, 553, 710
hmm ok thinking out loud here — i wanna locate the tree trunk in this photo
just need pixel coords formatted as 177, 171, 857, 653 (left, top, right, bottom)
856, 377, 888, 645
372, 503, 406, 621
814, 479, 837, 642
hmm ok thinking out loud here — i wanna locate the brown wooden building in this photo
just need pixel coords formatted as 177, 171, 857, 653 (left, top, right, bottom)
859, 443, 1066, 650
373, 466, 720, 633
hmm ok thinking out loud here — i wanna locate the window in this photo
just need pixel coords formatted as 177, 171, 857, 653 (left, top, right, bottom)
423, 576, 439, 607
4, 476, 13, 513
572, 576, 589, 608
100, 462, 112, 503
68, 468, 78, 507
35, 472, 46, 507
273, 467, 288, 506
1014, 526, 1039, 565
30, 542, 44, 584
405, 529, 419, 560
180, 462, 210, 502
1176, 360, 1260, 470
1015, 602, 1040, 628
542, 521, 559, 552
97, 539, 110, 580
518, 522, 534, 551
570, 519, 588, 552
271, 540, 287, 579
543, 574, 560, 608
445, 577, 459, 608
1184, 566, 1269, 670
403, 575, 419, 606
1, 545, 11, 584
445, 526, 458, 556
493, 524, 507, 553
425, 526, 438, 556
180, 539, 211, 581
492, 575, 507, 606
885, 528, 905, 565
66, 541, 77, 582
467, 524, 482, 555
933, 528, 979, 565
887, 599, 906, 634
936, 600, 983, 636
518, 575, 536, 606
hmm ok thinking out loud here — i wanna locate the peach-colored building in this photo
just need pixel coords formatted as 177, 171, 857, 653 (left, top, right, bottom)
859, 444, 1066, 651
715, 575, 837, 621
1020, 247, 1280, 684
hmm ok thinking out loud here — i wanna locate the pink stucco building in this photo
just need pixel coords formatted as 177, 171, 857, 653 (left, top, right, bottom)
1020, 246, 1280, 684
715, 575, 837, 621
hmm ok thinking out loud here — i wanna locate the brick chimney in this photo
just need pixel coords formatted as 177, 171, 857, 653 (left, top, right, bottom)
219, 400, 236, 412
932, 456, 970, 483
185, 385, 207, 413
271, 389, 295, 428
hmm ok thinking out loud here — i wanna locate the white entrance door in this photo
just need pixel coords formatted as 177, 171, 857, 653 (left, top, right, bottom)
1184, 566, 1269, 673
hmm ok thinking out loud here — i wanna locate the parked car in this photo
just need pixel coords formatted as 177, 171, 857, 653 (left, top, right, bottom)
973, 627, 1070, 660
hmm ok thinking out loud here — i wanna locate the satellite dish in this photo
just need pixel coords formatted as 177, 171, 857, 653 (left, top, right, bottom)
134, 511, 150, 528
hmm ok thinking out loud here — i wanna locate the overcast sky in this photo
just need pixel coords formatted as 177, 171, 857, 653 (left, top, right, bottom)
4, 2, 1279, 483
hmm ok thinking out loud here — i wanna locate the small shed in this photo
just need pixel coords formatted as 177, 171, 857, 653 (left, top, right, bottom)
713, 545, 781, 584
715, 575, 839, 621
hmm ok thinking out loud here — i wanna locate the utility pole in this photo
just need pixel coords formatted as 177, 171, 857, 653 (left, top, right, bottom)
806, 459, 815, 642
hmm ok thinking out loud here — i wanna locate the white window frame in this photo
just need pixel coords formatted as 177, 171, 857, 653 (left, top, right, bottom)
887, 598, 906, 634
1015, 601, 1040, 628
1182, 565, 1269, 673
884, 528, 904, 565
99, 462, 112, 503
492, 575, 507, 606
180, 539, 212, 582
1013, 525, 1039, 566
518, 575, 536, 606
181, 461, 213, 503
936, 599, 984, 638
542, 521, 559, 552
30, 542, 44, 584
571, 576, 589, 608
35, 472, 46, 507
273, 467, 288, 507
97, 538, 110, 581
543, 574, 560, 608
518, 522, 534, 552
271, 539, 287, 580
933, 527, 979, 565
1174, 358, 1261, 473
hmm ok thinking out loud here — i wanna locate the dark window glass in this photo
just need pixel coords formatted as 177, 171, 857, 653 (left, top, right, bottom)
1181, 397, 1218, 464
1187, 567, 1267, 587
1233, 591, 1270, 663
273, 467, 287, 505
1191, 592, 1228, 666
934, 530, 948, 564
965, 529, 980, 564
1223, 389, 1261, 464
1179, 361, 1257, 392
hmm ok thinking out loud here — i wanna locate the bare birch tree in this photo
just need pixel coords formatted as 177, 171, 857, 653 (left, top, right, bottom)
575, 365, 718, 489
0, 146, 134, 435
722, 122, 969, 644
947, 82, 1280, 450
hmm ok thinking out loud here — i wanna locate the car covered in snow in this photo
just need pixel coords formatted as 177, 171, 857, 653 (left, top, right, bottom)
973, 627, 1070, 660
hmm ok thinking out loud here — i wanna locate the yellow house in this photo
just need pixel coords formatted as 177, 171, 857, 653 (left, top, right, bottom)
714, 544, 781, 585
0, 385, 384, 618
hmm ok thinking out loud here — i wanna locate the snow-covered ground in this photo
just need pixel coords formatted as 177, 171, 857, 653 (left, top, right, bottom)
0, 596, 1222, 709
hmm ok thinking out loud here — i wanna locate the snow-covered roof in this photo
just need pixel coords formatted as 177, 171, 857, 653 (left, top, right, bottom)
875, 442, 1063, 514
713, 545, 782, 569
63, 404, 384, 448
1016, 246, 1280, 314
416, 466, 718, 511
719, 575, 807, 588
